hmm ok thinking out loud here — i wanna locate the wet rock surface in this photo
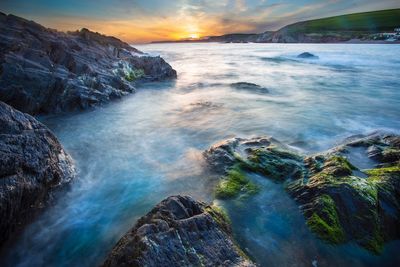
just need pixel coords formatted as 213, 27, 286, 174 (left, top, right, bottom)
204, 136, 301, 178
297, 52, 319, 59
204, 132, 400, 254
0, 13, 177, 115
230, 82, 269, 94
0, 101, 75, 247
102, 195, 255, 267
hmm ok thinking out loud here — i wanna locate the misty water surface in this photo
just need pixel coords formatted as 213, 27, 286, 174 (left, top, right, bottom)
2, 43, 400, 267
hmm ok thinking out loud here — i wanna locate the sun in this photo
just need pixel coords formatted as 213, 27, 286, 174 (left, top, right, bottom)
188, 33, 199, 39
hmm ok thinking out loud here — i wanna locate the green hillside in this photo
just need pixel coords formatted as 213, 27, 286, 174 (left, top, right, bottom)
283, 9, 400, 33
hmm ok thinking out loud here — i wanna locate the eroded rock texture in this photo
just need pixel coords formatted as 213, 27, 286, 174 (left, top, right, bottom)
102, 195, 254, 267
0, 12, 177, 115
0, 101, 75, 246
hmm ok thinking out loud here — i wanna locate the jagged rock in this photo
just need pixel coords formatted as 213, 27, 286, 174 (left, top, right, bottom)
102, 195, 255, 267
0, 13, 177, 115
0, 101, 75, 246
230, 82, 269, 94
297, 52, 319, 59
204, 132, 400, 254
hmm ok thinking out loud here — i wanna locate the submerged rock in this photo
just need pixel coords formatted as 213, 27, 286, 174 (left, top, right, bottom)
297, 52, 319, 59
102, 195, 255, 267
230, 82, 269, 94
204, 132, 400, 254
0, 13, 177, 115
0, 101, 75, 246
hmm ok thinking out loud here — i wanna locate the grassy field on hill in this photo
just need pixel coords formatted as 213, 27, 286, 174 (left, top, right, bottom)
284, 9, 400, 33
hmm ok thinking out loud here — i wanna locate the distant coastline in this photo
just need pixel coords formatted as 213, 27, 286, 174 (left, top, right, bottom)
151, 8, 400, 44
150, 39, 400, 44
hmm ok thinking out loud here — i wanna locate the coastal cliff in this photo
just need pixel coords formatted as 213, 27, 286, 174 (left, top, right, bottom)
0, 13, 177, 115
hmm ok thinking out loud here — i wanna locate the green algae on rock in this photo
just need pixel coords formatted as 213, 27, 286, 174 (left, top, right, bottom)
205, 132, 400, 254
245, 147, 304, 180
288, 133, 400, 254
306, 194, 345, 244
204, 137, 302, 200
124, 68, 145, 82
215, 166, 260, 199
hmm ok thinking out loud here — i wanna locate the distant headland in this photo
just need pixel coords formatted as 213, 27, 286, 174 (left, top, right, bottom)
152, 9, 400, 44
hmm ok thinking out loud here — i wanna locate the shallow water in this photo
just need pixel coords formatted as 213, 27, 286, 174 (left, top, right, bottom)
2, 43, 400, 266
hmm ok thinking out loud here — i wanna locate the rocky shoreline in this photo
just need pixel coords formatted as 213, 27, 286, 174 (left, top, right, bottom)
1, 12, 399, 267
0, 13, 177, 115
0, 13, 176, 253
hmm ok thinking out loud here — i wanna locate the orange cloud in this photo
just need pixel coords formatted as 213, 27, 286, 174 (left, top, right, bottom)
28, 13, 255, 43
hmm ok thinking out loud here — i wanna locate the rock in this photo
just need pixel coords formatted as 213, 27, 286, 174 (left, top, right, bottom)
102, 195, 255, 267
204, 136, 302, 180
0, 13, 177, 115
230, 82, 269, 94
204, 136, 302, 199
0, 101, 75, 247
204, 132, 400, 254
297, 52, 319, 59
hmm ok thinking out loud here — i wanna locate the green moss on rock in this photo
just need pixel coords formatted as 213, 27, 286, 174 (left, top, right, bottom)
246, 147, 304, 181
125, 68, 145, 81
205, 204, 231, 232
306, 194, 345, 244
322, 155, 357, 177
214, 166, 260, 199
365, 164, 400, 177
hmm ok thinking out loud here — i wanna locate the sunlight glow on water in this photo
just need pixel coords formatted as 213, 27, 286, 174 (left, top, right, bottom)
2, 43, 400, 267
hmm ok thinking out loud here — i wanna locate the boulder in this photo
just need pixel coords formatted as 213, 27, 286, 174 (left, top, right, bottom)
297, 52, 319, 59
102, 195, 255, 267
0, 101, 75, 246
230, 82, 269, 94
204, 132, 400, 254
0, 13, 177, 115
203, 136, 302, 180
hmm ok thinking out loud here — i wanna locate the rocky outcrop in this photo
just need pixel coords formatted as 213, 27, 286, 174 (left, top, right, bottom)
230, 82, 269, 94
0, 101, 75, 246
204, 136, 303, 179
297, 52, 319, 59
0, 13, 177, 115
102, 195, 255, 267
288, 132, 400, 254
204, 132, 400, 254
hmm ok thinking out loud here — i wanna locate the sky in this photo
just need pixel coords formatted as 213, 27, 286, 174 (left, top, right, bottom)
1, 0, 399, 43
